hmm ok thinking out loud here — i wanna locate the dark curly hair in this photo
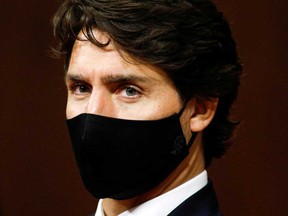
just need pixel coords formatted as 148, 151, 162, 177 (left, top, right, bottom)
52, 0, 242, 166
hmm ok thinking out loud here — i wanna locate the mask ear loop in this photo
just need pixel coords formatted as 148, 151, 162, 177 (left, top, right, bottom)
177, 101, 198, 149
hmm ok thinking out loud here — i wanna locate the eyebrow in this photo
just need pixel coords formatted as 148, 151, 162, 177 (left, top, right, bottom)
65, 73, 152, 85
65, 73, 86, 83
64, 73, 84, 82
100, 74, 150, 85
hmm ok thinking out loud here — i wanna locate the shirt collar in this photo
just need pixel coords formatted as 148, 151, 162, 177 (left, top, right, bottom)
95, 170, 208, 216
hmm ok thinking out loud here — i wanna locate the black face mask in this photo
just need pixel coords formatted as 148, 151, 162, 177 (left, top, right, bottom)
66, 110, 196, 200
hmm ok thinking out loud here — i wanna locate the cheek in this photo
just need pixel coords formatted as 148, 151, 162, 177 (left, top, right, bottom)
144, 91, 182, 120
65, 101, 75, 119
66, 99, 87, 119
66, 106, 74, 119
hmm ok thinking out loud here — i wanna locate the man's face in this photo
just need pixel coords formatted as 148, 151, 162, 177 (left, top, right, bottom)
66, 30, 183, 121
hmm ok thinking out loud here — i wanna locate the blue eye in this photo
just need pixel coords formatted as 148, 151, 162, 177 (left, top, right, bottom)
125, 87, 138, 96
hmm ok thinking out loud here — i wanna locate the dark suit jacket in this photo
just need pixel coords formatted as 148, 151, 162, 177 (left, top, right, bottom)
168, 181, 221, 216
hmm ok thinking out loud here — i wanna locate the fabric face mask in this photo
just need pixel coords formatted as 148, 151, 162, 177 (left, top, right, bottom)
66, 110, 196, 200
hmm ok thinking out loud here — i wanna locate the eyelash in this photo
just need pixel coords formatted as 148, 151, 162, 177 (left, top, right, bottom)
68, 82, 91, 94
68, 81, 142, 100
117, 85, 141, 98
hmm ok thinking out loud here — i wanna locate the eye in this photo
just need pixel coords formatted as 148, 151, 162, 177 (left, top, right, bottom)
117, 86, 141, 99
125, 87, 138, 97
69, 83, 92, 95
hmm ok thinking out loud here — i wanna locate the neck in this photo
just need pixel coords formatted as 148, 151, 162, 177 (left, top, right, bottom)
102, 135, 205, 216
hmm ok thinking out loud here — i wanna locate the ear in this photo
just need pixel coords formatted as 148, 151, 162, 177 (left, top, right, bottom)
188, 97, 219, 132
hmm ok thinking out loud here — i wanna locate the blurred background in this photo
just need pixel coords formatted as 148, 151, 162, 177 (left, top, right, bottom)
1, 0, 287, 215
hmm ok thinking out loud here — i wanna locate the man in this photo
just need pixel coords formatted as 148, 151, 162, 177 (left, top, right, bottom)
53, 0, 242, 215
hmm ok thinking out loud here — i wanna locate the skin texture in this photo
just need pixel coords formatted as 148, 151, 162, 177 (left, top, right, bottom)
65, 30, 218, 216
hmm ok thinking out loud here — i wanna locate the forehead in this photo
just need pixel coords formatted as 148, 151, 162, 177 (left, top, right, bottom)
68, 29, 175, 87
70, 30, 117, 62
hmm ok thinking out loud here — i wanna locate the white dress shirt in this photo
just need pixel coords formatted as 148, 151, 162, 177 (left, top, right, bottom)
95, 170, 208, 216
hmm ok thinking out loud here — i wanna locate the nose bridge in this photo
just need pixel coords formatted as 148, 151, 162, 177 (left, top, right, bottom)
86, 90, 107, 115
